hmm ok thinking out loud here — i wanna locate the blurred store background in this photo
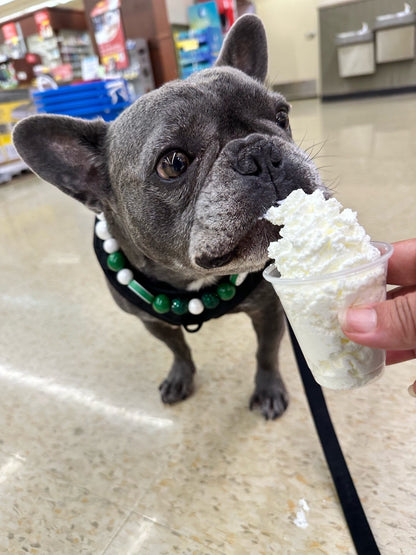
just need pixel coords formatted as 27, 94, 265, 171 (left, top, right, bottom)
1, 0, 416, 182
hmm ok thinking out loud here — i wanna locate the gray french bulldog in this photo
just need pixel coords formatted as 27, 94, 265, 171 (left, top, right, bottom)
13, 15, 324, 420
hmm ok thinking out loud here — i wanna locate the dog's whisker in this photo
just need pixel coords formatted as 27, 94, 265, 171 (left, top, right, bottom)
311, 153, 338, 159
315, 165, 334, 172
304, 141, 328, 162
295, 131, 308, 150
304, 138, 328, 154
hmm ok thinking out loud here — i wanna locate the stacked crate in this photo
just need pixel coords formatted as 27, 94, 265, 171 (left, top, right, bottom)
175, 28, 223, 79
31, 79, 132, 121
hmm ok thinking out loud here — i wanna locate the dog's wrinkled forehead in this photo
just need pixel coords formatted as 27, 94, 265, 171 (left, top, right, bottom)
108, 67, 288, 169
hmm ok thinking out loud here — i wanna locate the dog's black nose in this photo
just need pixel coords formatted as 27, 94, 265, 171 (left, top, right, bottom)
233, 137, 282, 177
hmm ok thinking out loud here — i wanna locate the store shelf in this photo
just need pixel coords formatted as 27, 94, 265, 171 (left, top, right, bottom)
174, 27, 223, 79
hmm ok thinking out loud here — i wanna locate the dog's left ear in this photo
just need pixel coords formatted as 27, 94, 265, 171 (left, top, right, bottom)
215, 14, 268, 83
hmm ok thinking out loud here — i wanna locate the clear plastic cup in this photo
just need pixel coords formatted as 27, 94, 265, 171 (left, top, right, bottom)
263, 241, 394, 390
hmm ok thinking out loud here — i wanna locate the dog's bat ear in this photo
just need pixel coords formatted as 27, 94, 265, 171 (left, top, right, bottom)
13, 114, 110, 212
215, 14, 268, 82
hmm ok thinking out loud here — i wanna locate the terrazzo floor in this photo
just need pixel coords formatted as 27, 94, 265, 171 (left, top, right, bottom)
1, 93, 416, 554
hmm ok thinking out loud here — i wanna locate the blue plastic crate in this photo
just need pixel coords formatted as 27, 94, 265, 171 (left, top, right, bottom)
178, 45, 212, 65
31, 79, 133, 121
181, 62, 212, 79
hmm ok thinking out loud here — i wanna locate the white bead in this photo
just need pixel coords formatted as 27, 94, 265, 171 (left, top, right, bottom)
117, 268, 134, 285
235, 272, 248, 286
97, 212, 106, 220
188, 298, 204, 315
103, 238, 119, 253
95, 220, 112, 240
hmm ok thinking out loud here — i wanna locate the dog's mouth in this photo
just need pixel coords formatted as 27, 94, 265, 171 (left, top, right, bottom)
189, 130, 327, 274
194, 250, 236, 269
192, 218, 278, 272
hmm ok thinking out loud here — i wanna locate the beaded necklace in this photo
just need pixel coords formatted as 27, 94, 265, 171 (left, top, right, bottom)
93, 214, 265, 332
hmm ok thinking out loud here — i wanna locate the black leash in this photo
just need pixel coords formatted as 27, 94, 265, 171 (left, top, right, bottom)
288, 324, 380, 555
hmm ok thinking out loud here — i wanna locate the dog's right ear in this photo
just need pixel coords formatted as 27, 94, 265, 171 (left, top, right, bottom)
13, 114, 110, 212
215, 14, 268, 83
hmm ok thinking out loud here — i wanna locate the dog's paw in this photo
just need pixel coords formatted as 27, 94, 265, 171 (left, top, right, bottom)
159, 364, 195, 404
249, 389, 289, 420
250, 371, 289, 420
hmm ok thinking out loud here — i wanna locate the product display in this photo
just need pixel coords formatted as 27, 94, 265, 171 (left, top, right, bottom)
263, 189, 393, 389
0, 94, 32, 181
174, 1, 224, 79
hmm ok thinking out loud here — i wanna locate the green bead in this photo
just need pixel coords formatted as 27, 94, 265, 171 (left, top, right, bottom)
107, 251, 125, 271
171, 298, 188, 315
153, 294, 170, 314
201, 292, 220, 309
217, 282, 236, 301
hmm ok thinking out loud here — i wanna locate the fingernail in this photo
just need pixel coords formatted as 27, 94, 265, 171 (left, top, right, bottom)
408, 384, 416, 398
340, 307, 377, 333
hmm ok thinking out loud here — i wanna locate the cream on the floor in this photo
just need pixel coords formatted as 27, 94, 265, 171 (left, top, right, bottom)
0, 94, 415, 554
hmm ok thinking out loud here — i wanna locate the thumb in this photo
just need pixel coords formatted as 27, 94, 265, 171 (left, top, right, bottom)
340, 290, 416, 351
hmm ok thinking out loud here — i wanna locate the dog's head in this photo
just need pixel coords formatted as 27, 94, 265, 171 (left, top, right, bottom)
13, 15, 325, 285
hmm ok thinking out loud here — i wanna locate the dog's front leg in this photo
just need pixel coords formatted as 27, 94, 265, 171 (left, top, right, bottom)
247, 291, 289, 420
142, 320, 196, 404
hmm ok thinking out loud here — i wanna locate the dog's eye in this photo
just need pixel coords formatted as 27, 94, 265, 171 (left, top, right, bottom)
276, 111, 289, 130
157, 151, 190, 179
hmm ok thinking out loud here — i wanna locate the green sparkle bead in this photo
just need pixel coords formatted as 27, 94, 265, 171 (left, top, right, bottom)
171, 298, 188, 315
153, 294, 170, 314
217, 282, 236, 301
201, 292, 220, 309
107, 251, 125, 271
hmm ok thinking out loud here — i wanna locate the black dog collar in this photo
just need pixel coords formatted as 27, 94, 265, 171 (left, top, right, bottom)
93, 217, 265, 332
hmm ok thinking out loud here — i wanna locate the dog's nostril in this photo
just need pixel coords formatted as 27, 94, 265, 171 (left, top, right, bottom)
236, 155, 260, 176
271, 156, 282, 168
270, 145, 282, 168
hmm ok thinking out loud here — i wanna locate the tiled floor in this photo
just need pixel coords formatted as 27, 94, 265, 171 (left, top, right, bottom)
1, 93, 416, 554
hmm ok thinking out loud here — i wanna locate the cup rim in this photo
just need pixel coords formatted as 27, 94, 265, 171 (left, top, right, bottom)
263, 241, 393, 285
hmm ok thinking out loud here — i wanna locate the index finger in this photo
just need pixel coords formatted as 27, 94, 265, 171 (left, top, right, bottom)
387, 239, 416, 286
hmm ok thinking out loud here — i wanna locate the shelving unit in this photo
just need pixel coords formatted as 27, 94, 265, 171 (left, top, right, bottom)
26, 34, 61, 68
0, 91, 31, 183
174, 27, 222, 79
1, 8, 94, 83
58, 31, 94, 79
26, 29, 94, 80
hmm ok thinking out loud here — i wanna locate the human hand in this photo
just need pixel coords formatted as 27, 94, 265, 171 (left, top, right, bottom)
340, 239, 416, 392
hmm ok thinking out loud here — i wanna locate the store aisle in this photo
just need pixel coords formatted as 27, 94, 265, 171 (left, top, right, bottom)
0, 94, 415, 554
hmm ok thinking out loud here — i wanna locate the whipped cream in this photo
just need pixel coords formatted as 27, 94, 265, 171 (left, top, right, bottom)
266, 189, 380, 278
263, 189, 388, 390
